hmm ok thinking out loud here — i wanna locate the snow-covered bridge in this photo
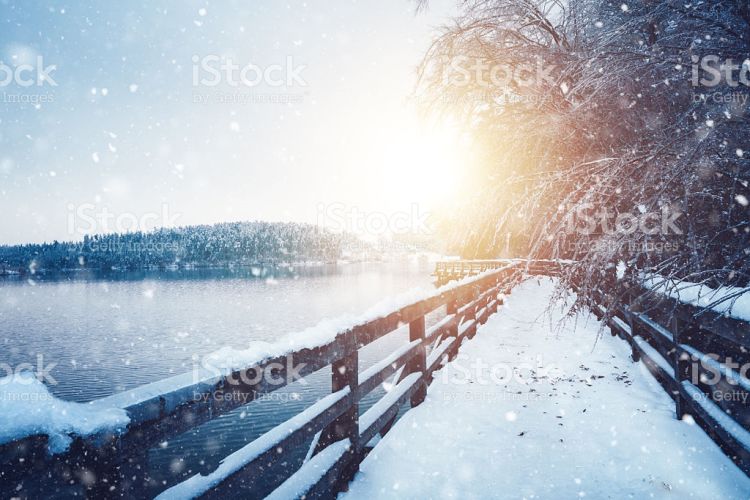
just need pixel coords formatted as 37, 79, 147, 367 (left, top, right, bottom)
2, 261, 750, 499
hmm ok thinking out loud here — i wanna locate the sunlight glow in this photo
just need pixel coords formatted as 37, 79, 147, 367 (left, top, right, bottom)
379, 116, 473, 210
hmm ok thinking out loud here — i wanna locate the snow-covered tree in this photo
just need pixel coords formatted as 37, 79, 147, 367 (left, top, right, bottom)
419, 0, 750, 309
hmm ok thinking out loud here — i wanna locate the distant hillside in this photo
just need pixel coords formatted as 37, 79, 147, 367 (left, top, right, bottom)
0, 222, 351, 274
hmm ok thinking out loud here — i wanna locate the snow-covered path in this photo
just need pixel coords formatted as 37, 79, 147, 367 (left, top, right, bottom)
343, 278, 750, 499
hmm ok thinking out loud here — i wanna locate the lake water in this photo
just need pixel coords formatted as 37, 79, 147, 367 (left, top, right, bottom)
0, 260, 440, 497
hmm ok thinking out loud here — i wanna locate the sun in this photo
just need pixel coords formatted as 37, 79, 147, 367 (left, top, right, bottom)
379, 116, 472, 211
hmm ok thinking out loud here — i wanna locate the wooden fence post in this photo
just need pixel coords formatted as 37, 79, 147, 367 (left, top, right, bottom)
489, 276, 500, 315
671, 315, 695, 419
406, 315, 427, 407
315, 350, 359, 481
467, 287, 478, 339
623, 283, 640, 362
447, 298, 459, 360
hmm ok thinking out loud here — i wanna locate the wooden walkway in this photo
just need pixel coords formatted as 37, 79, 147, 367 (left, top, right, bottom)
344, 278, 750, 499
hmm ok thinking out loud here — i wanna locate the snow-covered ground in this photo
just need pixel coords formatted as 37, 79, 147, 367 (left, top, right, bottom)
343, 277, 750, 499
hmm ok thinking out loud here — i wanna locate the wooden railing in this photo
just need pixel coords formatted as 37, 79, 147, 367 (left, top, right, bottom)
0, 263, 523, 499
437, 259, 750, 476
434, 259, 563, 285
589, 281, 750, 476
434, 259, 508, 286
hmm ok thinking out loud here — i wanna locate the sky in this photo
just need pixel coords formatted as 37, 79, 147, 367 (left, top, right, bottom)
0, 0, 468, 244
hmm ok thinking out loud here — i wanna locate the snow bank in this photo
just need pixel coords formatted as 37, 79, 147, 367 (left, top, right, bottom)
644, 274, 750, 322
0, 372, 130, 453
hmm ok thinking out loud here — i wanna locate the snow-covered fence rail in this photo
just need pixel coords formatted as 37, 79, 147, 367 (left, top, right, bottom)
588, 281, 750, 477
0, 263, 521, 498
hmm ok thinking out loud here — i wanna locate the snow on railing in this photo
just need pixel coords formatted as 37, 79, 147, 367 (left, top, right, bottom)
643, 273, 750, 322
0, 373, 130, 454
0, 261, 522, 498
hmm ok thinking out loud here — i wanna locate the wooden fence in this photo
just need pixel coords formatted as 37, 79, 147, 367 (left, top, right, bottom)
589, 280, 750, 476
433, 259, 561, 286
0, 263, 523, 499
438, 259, 750, 476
